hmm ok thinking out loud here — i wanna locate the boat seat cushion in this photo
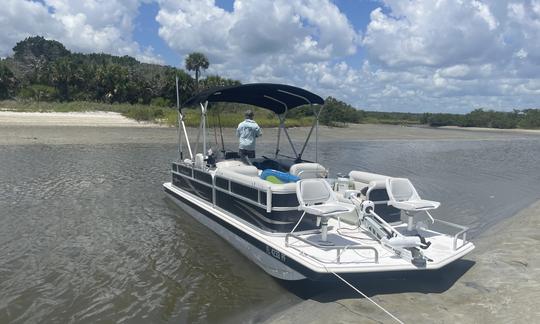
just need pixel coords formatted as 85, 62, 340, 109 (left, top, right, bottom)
349, 171, 389, 183
215, 167, 296, 193
389, 200, 440, 211
289, 163, 327, 179
230, 165, 259, 177
303, 203, 352, 216
216, 160, 245, 169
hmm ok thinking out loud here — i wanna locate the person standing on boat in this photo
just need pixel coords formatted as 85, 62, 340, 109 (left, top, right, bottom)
237, 110, 262, 160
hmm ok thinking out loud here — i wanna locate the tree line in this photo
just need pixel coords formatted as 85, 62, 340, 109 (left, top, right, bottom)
0, 36, 238, 106
1, 36, 538, 129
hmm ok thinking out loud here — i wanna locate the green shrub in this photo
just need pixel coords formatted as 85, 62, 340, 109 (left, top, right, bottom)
18, 84, 58, 101
519, 109, 540, 129
150, 97, 171, 107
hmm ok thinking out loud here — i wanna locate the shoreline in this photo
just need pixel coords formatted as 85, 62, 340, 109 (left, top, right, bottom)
263, 198, 540, 323
2, 110, 540, 131
2, 111, 540, 146
440, 125, 540, 134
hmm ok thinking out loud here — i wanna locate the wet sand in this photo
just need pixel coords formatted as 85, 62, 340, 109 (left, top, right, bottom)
2, 111, 539, 322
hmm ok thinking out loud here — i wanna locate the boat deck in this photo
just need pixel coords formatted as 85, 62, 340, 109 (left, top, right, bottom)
274, 220, 474, 273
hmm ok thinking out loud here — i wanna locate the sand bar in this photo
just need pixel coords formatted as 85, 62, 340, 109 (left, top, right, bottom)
441, 125, 540, 135
2, 111, 539, 145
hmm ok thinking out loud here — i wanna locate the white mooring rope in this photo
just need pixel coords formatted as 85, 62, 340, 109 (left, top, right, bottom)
329, 270, 404, 324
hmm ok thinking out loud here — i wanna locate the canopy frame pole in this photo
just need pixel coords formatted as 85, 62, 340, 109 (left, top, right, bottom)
211, 105, 219, 148
176, 76, 182, 160
298, 104, 323, 160
176, 76, 193, 160
194, 116, 203, 155
276, 89, 310, 105
200, 101, 208, 156
275, 115, 283, 158
181, 112, 193, 160
178, 109, 183, 160
281, 121, 298, 159
217, 105, 226, 155
264, 95, 299, 160
315, 105, 322, 163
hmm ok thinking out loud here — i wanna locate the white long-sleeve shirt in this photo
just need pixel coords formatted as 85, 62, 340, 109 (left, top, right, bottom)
236, 119, 262, 150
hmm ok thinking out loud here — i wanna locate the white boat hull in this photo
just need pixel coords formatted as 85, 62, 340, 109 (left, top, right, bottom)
164, 182, 306, 280
164, 181, 475, 281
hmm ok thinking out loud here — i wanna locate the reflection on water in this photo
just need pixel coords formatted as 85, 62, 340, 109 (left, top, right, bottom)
0, 137, 539, 322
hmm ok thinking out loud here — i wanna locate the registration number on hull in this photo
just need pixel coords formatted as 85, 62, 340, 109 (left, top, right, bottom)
266, 245, 286, 262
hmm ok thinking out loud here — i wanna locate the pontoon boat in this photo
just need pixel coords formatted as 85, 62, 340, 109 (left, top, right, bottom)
163, 83, 474, 281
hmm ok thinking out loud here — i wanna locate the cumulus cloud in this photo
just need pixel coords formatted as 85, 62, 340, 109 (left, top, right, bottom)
357, 0, 540, 112
362, 0, 505, 68
0, 0, 64, 56
156, 0, 360, 79
3, 0, 540, 112
0, 0, 162, 63
155, 0, 540, 112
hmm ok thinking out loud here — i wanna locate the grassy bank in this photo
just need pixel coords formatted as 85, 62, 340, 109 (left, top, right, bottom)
0, 100, 314, 127
5, 99, 538, 130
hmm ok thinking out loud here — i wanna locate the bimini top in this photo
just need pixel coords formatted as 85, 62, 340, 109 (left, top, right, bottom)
182, 83, 324, 114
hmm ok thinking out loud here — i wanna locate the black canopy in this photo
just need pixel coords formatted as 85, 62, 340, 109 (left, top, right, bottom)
182, 83, 324, 114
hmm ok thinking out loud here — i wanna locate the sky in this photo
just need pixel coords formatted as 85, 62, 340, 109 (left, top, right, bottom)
2, 0, 540, 113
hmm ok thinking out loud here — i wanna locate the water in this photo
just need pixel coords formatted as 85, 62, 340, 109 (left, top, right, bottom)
1, 137, 539, 323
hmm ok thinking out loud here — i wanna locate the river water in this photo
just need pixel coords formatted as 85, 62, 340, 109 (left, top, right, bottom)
1, 135, 539, 323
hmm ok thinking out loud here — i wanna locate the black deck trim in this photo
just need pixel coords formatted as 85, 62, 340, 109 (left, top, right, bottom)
164, 185, 324, 280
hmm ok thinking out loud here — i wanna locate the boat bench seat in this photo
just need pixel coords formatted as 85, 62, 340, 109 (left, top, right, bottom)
216, 160, 245, 169
348, 171, 403, 224
289, 163, 327, 179
349, 170, 389, 183
349, 170, 390, 194
215, 166, 296, 193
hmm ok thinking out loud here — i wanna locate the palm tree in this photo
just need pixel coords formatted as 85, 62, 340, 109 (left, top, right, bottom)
185, 52, 209, 91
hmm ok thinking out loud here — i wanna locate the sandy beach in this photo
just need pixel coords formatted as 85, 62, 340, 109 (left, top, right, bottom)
1, 111, 537, 145
0, 111, 159, 127
2, 111, 539, 323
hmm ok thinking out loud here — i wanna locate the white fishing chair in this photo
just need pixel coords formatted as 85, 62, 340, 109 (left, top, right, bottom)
296, 179, 356, 245
386, 178, 440, 231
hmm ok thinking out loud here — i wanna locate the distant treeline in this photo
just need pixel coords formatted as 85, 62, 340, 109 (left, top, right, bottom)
1, 36, 539, 129
421, 109, 540, 129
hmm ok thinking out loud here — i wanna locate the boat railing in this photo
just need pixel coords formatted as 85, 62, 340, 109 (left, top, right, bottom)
285, 233, 379, 264
430, 218, 469, 251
